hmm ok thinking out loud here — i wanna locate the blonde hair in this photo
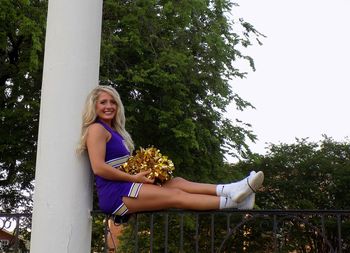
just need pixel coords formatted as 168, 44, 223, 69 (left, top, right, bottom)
77, 85, 134, 154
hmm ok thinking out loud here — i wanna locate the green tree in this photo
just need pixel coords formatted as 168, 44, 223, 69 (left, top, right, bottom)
99, 0, 263, 183
232, 136, 350, 252
0, 0, 262, 213
250, 136, 350, 210
99, 0, 263, 252
0, 0, 47, 212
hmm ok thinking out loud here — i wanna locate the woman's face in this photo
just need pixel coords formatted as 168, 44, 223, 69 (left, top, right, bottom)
95, 91, 117, 125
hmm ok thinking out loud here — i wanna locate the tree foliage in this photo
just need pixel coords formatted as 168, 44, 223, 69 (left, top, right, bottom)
98, 1, 263, 251
230, 136, 350, 252
2, 2, 350, 252
234, 136, 350, 210
0, 0, 262, 212
0, 0, 47, 212
116, 137, 350, 252
100, 0, 262, 183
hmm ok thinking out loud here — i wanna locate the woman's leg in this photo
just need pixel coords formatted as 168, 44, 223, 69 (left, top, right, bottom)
161, 171, 264, 204
123, 183, 221, 213
162, 177, 217, 195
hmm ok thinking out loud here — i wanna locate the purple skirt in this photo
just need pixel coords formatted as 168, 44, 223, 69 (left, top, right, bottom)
95, 176, 142, 215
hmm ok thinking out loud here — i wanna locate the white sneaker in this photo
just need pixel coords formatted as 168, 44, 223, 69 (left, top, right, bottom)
229, 171, 264, 203
237, 193, 255, 210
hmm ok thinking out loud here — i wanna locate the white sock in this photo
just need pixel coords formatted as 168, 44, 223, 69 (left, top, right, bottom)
219, 196, 237, 209
216, 171, 256, 197
216, 184, 226, 196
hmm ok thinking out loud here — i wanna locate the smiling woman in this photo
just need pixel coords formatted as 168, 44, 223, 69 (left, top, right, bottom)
77, 85, 265, 217
78, 86, 134, 155
95, 92, 117, 124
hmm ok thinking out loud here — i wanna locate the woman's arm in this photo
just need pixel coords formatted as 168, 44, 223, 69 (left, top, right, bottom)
86, 123, 153, 183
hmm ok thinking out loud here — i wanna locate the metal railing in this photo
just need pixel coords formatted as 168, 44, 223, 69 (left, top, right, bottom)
97, 209, 350, 253
1, 210, 350, 253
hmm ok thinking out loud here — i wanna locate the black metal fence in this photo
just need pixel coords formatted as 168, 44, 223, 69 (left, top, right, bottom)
1, 210, 350, 253
96, 209, 350, 253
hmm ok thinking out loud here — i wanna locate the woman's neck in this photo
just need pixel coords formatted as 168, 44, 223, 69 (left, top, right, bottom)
97, 118, 112, 127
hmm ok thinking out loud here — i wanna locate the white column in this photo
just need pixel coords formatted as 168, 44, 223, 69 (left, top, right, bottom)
30, 0, 103, 252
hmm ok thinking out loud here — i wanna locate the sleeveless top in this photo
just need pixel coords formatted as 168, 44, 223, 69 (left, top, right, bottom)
94, 119, 141, 215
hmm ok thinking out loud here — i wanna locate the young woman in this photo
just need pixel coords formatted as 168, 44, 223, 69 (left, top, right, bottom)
78, 85, 264, 217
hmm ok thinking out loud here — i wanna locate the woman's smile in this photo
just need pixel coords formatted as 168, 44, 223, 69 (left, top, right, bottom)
96, 91, 117, 124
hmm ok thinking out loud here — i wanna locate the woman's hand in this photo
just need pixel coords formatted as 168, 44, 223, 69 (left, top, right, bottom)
133, 170, 155, 184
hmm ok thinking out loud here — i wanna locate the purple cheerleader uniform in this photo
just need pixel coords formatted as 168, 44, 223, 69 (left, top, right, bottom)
94, 119, 142, 216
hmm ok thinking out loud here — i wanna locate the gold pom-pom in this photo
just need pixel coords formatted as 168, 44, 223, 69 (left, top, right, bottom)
121, 147, 175, 185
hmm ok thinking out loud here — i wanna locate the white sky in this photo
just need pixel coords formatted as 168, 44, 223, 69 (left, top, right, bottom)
227, 0, 350, 156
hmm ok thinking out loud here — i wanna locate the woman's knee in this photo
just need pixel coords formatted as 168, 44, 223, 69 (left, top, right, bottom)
165, 176, 187, 187
167, 188, 188, 207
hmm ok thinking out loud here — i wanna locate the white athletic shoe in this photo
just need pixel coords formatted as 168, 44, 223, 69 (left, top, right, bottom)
229, 171, 264, 203
237, 193, 255, 210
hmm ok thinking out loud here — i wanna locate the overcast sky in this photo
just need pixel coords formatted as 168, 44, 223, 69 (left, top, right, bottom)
226, 0, 350, 157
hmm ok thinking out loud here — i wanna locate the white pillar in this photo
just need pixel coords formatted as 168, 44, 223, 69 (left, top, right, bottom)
30, 0, 103, 252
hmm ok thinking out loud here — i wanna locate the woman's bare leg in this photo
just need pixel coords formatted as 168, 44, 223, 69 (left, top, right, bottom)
162, 177, 217, 195
123, 183, 220, 213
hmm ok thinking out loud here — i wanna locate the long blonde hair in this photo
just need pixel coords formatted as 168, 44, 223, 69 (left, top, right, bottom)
77, 85, 134, 154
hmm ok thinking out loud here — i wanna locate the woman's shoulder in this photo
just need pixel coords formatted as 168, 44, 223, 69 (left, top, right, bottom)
87, 123, 113, 144
87, 122, 109, 136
